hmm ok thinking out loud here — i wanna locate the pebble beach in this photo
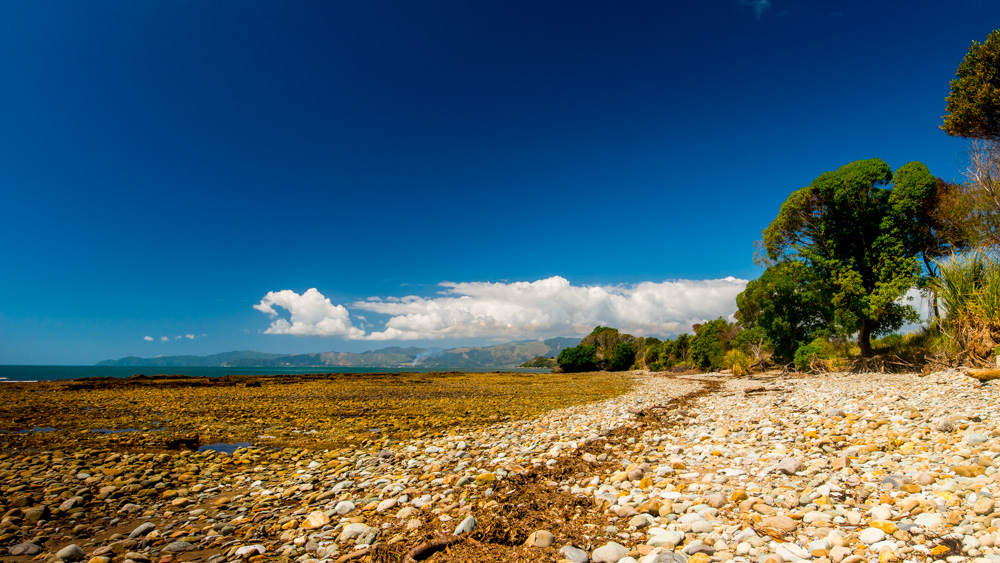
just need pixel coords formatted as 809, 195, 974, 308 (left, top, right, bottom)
2, 369, 999, 563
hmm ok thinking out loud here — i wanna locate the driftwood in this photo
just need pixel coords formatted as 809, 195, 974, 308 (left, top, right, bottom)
334, 548, 370, 563
402, 536, 466, 563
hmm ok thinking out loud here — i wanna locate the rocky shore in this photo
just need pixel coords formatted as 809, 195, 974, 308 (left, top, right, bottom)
2, 369, 998, 563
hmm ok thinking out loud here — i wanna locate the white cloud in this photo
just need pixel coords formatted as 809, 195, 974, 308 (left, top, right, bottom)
255, 276, 747, 341
185, 334, 195, 340
254, 288, 366, 338
143, 336, 154, 342
160, 336, 169, 342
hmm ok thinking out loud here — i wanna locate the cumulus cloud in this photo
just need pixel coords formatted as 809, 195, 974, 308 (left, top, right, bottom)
160, 336, 169, 342
143, 336, 154, 342
254, 288, 366, 338
740, 0, 772, 19
255, 276, 747, 341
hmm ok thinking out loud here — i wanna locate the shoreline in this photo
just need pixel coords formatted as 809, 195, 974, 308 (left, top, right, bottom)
2, 370, 998, 562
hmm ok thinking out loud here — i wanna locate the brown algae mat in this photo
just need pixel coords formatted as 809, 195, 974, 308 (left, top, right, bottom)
0, 371, 634, 453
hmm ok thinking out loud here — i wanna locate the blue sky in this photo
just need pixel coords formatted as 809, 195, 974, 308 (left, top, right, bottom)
1, 1, 996, 364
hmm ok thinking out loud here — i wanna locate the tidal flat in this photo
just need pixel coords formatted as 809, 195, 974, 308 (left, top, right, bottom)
3, 370, 1000, 563
0, 370, 639, 562
0, 371, 634, 453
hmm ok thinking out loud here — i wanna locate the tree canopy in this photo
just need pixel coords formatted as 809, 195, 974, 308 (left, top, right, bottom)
942, 29, 1000, 142
736, 260, 828, 361
758, 158, 937, 356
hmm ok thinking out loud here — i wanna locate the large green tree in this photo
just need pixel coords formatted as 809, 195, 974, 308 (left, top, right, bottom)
760, 158, 937, 356
941, 29, 1000, 251
942, 29, 1000, 142
689, 318, 730, 370
736, 260, 828, 361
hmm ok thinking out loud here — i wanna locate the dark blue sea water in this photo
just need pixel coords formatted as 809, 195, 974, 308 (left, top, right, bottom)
0, 365, 548, 382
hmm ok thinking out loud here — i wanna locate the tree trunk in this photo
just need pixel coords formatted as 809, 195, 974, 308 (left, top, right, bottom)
858, 319, 873, 357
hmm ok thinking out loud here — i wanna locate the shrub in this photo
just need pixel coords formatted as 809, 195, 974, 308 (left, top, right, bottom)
556, 345, 598, 373
690, 318, 730, 371
722, 349, 752, 376
608, 342, 637, 372
930, 252, 1000, 363
793, 339, 836, 373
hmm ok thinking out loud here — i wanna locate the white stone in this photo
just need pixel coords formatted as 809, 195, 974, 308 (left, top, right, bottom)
858, 527, 886, 545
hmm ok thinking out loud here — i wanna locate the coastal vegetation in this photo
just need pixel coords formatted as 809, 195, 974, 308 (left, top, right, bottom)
555, 28, 1000, 375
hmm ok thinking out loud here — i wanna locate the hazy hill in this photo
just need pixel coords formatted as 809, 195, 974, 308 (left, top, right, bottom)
96, 337, 581, 370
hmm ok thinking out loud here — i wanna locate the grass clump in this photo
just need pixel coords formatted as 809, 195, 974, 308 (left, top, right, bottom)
929, 252, 1000, 365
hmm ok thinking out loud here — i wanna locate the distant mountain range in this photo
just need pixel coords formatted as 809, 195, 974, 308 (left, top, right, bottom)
96, 337, 581, 370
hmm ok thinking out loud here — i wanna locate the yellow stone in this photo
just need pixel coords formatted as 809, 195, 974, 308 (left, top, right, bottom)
871, 521, 898, 534
898, 442, 914, 454
638, 477, 654, 490
731, 489, 748, 502
878, 549, 901, 563
281, 519, 298, 530
930, 545, 951, 557
688, 553, 711, 563
475, 473, 497, 486
953, 465, 985, 477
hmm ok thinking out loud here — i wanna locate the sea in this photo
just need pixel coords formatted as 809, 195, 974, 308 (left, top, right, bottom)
0, 365, 549, 383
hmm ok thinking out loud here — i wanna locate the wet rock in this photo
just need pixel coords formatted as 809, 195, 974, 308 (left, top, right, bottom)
56, 544, 86, 562
9, 542, 42, 556
234, 545, 265, 557
161, 542, 195, 553
128, 522, 156, 539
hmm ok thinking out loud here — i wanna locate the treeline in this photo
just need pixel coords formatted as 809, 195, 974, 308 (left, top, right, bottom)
555, 323, 766, 374
565, 28, 1000, 374
731, 28, 1000, 371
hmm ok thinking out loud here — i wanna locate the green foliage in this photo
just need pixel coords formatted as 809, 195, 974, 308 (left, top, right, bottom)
793, 338, 835, 373
942, 29, 1000, 142
519, 356, 558, 368
580, 326, 642, 371
609, 342, 637, 372
729, 326, 767, 354
929, 252, 1000, 362
690, 318, 730, 371
737, 261, 827, 361
556, 345, 598, 372
759, 158, 934, 356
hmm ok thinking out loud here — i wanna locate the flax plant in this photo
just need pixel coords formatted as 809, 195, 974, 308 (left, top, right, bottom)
930, 251, 1000, 362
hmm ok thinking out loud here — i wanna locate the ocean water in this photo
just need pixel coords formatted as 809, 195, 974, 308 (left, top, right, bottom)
0, 365, 548, 382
